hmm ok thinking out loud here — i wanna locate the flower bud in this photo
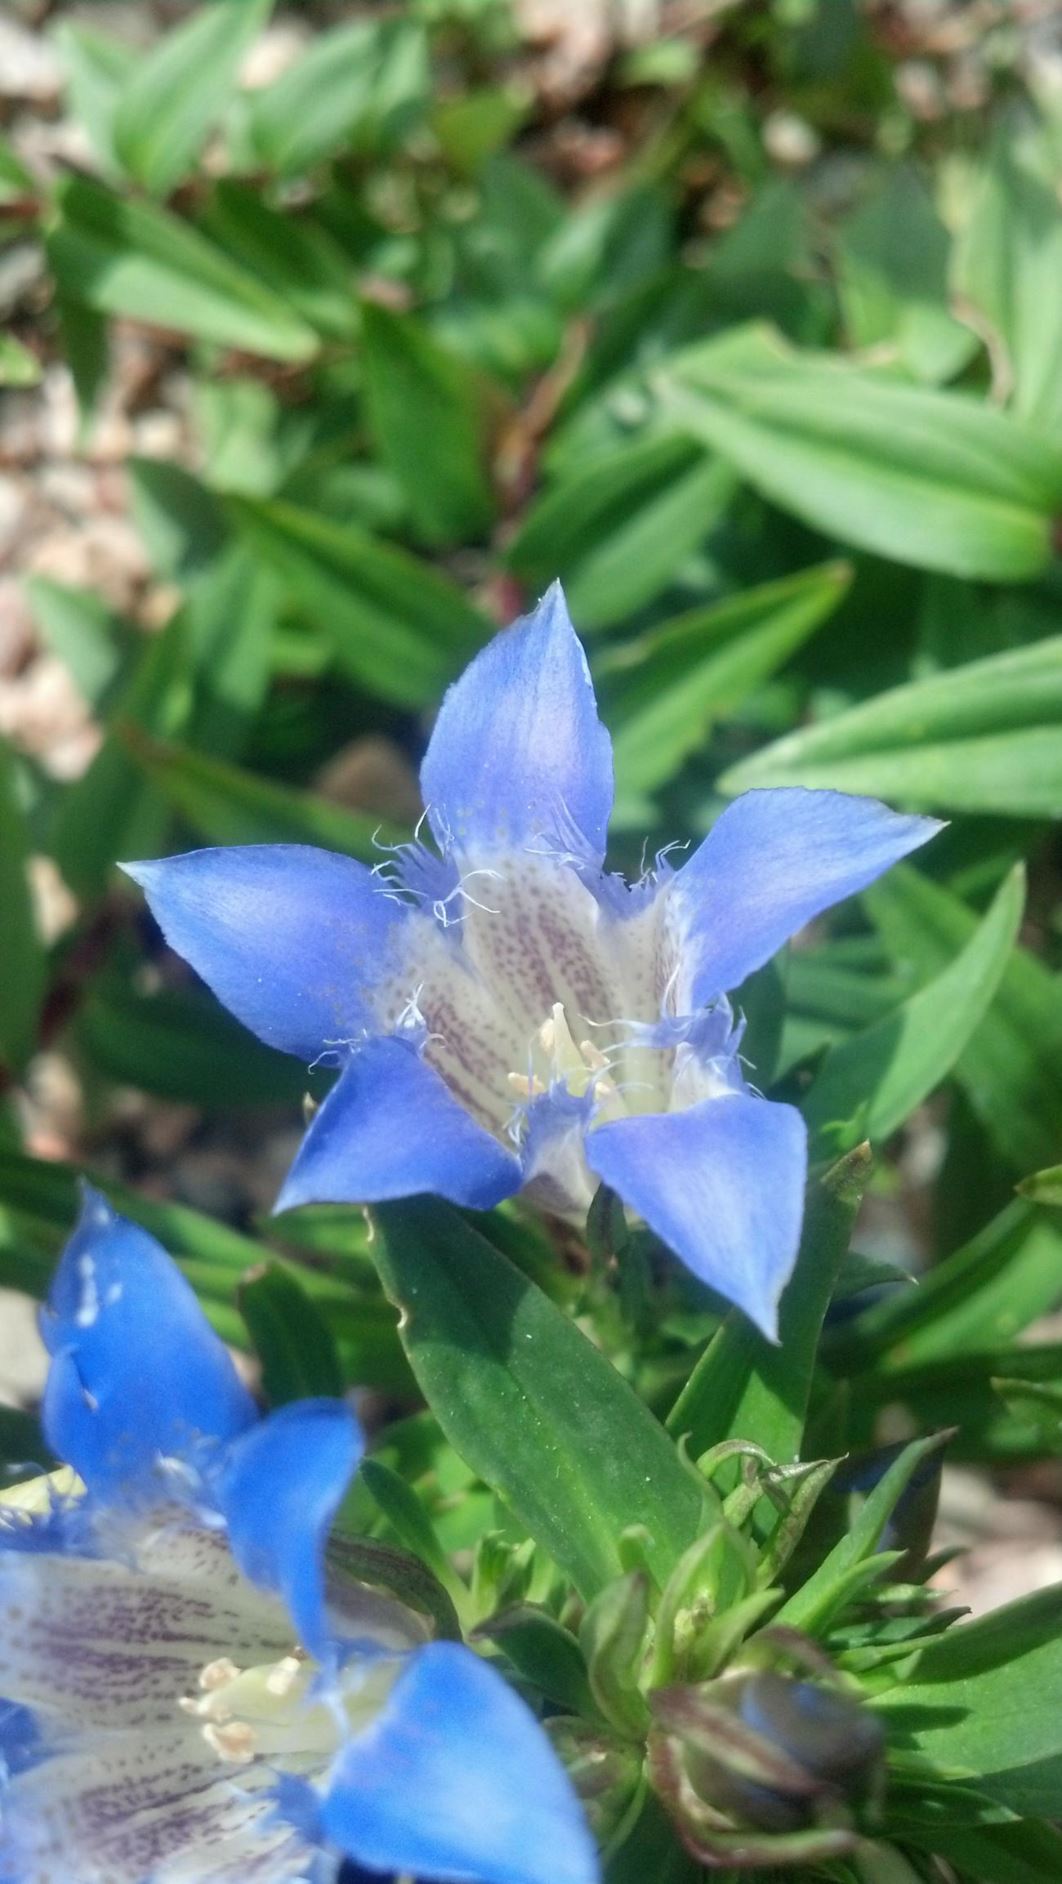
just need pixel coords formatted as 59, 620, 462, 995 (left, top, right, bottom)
653, 1669, 885, 1839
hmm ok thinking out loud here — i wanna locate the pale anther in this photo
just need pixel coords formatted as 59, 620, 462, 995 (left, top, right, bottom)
203, 1719, 257, 1765
199, 1656, 241, 1691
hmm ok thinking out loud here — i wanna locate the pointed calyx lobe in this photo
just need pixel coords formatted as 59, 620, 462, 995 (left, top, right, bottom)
124, 585, 939, 1329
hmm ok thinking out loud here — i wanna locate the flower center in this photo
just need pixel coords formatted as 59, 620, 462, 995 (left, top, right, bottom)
183, 1649, 396, 1770
506, 1003, 617, 1105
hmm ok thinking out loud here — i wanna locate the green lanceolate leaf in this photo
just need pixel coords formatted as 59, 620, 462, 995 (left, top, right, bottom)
367, 1197, 705, 1598
0, 337, 41, 387
992, 1378, 1062, 1453
112, 0, 270, 196
1018, 1163, 1062, 1207
327, 1532, 462, 1644
26, 578, 130, 710
775, 1431, 950, 1636
832, 1198, 1062, 1372
123, 731, 394, 861
599, 561, 850, 802
201, 183, 359, 343
802, 865, 1025, 1155
247, 16, 426, 175
954, 134, 1062, 434
474, 1606, 597, 1719
239, 1261, 345, 1403
866, 865, 1062, 1173
668, 1145, 871, 1463
227, 496, 487, 707
48, 175, 318, 362
508, 434, 737, 632
898, 1813, 1062, 1884
0, 742, 45, 1075
53, 23, 138, 178
836, 165, 974, 383
75, 979, 307, 1110
0, 1148, 260, 1276
876, 1584, 1062, 1816
49, 614, 191, 899
720, 636, 1062, 817
359, 1457, 470, 1616
361, 302, 497, 546
662, 324, 1062, 581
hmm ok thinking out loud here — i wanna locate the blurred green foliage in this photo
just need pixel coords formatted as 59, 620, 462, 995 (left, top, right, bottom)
2, 0, 1062, 1520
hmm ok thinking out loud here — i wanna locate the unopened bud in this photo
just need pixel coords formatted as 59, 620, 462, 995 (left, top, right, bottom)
653, 1670, 884, 1838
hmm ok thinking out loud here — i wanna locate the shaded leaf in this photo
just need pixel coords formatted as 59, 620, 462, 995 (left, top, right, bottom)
49, 616, 190, 899
368, 1197, 705, 1598
600, 562, 850, 801
48, 175, 318, 362
866, 865, 1062, 1171
227, 496, 487, 706
664, 324, 1062, 581
0, 742, 45, 1075
876, 1585, 1062, 1816
830, 1198, 1062, 1371
361, 301, 496, 546
239, 1261, 345, 1403
776, 1432, 949, 1635
113, 0, 270, 196
509, 435, 737, 632
75, 980, 307, 1109
802, 865, 1025, 1153
668, 1146, 870, 1464
124, 730, 394, 860
721, 634, 1062, 817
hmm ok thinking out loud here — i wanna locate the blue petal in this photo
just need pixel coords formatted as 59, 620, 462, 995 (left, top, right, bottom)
217, 1399, 363, 1664
586, 1095, 808, 1340
319, 1641, 599, 1884
275, 1037, 521, 1214
122, 845, 408, 1062
420, 583, 613, 862
41, 1188, 256, 1496
671, 789, 941, 1006
0, 1700, 40, 1780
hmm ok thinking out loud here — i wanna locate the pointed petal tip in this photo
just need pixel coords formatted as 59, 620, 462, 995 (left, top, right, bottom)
587, 1096, 806, 1338
270, 1169, 321, 1217
73, 1178, 117, 1233
737, 1291, 781, 1346
419, 575, 611, 860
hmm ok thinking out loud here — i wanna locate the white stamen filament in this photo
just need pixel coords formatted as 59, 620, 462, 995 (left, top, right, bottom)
505, 1003, 631, 1121
184, 1646, 399, 1770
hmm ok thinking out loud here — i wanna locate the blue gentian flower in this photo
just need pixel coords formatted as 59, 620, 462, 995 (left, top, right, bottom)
125, 586, 937, 1336
0, 1189, 598, 1884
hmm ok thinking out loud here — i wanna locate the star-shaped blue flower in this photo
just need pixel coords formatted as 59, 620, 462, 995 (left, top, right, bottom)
0, 1189, 598, 1884
126, 586, 938, 1337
